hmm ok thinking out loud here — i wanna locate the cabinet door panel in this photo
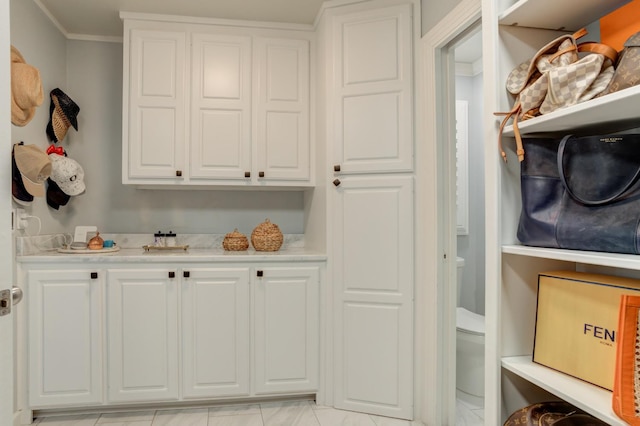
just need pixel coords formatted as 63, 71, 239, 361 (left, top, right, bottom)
107, 269, 178, 402
127, 29, 186, 180
182, 268, 250, 398
190, 33, 252, 180
333, 4, 413, 173
28, 270, 103, 407
256, 38, 310, 181
254, 267, 319, 394
333, 175, 414, 419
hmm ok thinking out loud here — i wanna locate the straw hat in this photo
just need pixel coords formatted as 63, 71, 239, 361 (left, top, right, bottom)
46, 88, 80, 142
11, 46, 44, 127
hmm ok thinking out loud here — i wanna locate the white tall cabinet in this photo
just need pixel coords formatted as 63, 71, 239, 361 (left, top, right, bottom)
319, 0, 417, 419
483, 0, 640, 424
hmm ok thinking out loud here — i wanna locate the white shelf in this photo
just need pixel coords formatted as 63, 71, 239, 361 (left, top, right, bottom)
501, 85, 640, 138
502, 356, 625, 425
502, 245, 640, 270
499, 0, 629, 31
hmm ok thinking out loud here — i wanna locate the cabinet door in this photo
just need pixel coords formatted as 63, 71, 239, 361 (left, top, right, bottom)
27, 269, 103, 407
190, 33, 252, 181
333, 175, 414, 419
332, 4, 413, 174
125, 29, 186, 181
254, 37, 311, 183
107, 269, 179, 402
181, 267, 250, 398
253, 266, 320, 394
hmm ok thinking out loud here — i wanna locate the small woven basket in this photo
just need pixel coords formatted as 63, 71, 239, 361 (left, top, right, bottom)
251, 219, 283, 251
222, 229, 249, 251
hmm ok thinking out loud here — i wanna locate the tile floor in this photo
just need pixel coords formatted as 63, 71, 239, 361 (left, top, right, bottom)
32, 400, 424, 426
455, 391, 484, 426
32, 397, 483, 426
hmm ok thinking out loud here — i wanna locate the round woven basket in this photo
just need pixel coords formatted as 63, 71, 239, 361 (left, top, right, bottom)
251, 219, 283, 251
222, 229, 249, 251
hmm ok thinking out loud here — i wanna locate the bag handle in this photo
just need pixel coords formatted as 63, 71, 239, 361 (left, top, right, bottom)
558, 134, 640, 206
577, 42, 618, 64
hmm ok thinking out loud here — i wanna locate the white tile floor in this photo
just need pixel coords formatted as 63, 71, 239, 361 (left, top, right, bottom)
31, 397, 483, 426
31, 401, 425, 426
455, 391, 484, 426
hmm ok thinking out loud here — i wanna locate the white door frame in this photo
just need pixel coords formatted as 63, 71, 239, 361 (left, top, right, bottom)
1, 0, 15, 425
415, 0, 481, 424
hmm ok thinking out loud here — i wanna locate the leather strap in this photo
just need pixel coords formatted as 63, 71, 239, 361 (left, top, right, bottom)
578, 42, 618, 64
557, 134, 640, 206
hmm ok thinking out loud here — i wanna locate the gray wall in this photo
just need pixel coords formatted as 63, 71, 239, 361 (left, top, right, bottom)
11, 0, 305, 237
456, 72, 485, 315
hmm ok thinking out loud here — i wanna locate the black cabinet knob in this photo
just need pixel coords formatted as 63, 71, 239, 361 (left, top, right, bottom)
257, 270, 263, 277
183, 271, 190, 278
259, 171, 265, 178
245, 171, 251, 178
334, 164, 341, 172
333, 179, 341, 187
168, 271, 175, 278
176, 170, 182, 177
91, 272, 98, 279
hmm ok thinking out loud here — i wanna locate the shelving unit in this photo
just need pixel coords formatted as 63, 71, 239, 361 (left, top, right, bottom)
488, 0, 640, 424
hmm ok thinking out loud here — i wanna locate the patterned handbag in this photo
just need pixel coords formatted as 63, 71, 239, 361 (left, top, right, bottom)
504, 401, 608, 425
598, 31, 640, 98
495, 29, 617, 162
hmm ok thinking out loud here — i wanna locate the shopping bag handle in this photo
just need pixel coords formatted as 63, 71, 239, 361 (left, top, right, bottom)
558, 134, 640, 206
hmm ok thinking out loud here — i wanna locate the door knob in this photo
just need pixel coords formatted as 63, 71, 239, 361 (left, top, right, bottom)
12, 287, 23, 305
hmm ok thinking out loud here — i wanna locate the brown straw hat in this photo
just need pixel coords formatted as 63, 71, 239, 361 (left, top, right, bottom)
46, 88, 80, 143
11, 46, 44, 127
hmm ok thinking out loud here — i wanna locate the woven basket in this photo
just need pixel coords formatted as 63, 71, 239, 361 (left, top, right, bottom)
251, 219, 283, 251
222, 229, 249, 251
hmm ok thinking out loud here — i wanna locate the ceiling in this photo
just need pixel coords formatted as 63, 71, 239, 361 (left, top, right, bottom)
36, 0, 327, 39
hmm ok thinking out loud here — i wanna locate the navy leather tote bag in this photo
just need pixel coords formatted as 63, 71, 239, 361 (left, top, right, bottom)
517, 134, 640, 254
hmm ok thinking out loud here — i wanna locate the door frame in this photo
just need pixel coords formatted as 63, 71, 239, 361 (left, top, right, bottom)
1, 0, 15, 424
415, 0, 481, 424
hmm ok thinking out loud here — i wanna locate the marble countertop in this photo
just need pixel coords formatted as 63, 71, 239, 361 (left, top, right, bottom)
15, 233, 327, 264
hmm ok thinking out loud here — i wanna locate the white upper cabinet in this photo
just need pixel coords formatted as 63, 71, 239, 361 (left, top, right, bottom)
332, 4, 413, 174
121, 15, 314, 187
190, 33, 252, 181
254, 38, 311, 182
124, 28, 186, 180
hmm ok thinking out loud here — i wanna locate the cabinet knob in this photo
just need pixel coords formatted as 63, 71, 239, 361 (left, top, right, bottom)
245, 171, 251, 178
91, 272, 98, 279
183, 271, 190, 278
333, 179, 341, 187
257, 270, 263, 277
334, 164, 341, 172
258, 171, 265, 178
176, 170, 182, 177
168, 271, 175, 278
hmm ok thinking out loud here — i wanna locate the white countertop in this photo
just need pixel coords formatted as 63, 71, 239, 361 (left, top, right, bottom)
15, 233, 326, 264
17, 247, 326, 264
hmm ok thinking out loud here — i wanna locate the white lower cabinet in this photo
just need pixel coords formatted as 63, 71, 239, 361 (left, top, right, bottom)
27, 269, 104, 408
23, 260, 322, 411
181, 267, 251, 398
253, 266, 320, 394
106, 268, 179, 403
